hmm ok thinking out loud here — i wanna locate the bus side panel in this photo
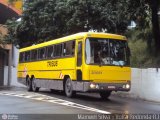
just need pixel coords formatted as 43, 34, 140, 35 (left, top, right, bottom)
17, 57, 76, 88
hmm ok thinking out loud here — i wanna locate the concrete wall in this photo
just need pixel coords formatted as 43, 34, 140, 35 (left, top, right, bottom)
3, 46, 24, 87
130, 68, 160, 102
11, 46, 24, 87
4, 66, 8, 86
11, 66, 24, 87
116, 68, 160, 102
4, 66, 24, 87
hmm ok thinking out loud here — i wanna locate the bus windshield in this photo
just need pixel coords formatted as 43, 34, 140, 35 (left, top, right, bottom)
85, 38, 130, 66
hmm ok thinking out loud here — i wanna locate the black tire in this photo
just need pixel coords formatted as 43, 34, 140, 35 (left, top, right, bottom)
26, 77, 32, 92
50, 89, 55, 93
99, 91, 112, 100
64, 78, 76, 98
32, 77, 40, 92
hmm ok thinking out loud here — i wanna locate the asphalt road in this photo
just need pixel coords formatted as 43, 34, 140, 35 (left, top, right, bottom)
0, 87, 160, 120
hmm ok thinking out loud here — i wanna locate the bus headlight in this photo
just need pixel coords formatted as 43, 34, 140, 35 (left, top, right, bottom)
126, 84, 130, 89
90, 83, 96, 89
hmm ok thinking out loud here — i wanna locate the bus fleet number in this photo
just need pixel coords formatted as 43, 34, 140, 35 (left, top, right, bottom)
47, 61, 58, 67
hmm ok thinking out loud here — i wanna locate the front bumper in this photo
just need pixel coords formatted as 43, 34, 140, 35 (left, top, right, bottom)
73, 81, 131, 92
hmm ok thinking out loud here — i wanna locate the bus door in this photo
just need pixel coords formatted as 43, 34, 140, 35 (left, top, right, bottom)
76, 40, 83, 81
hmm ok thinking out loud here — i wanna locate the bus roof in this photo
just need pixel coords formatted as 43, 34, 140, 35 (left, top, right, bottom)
20, 32, 127, 52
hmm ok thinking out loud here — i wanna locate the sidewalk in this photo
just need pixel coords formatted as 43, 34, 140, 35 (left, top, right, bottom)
0, 85, 26, 91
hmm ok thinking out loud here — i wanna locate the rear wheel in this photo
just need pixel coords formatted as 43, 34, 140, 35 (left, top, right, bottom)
32, 77, 40, 92
99, 91, 112, 100
64, 78, 76, 97
26, 77, 32, 92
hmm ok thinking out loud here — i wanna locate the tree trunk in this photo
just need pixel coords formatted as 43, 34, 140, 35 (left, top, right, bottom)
150, 0, 160, 57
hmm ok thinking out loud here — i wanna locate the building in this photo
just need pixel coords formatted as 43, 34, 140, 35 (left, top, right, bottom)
0, 0, 22, 24
0, 0, 22, 86
0, 25, 12, 86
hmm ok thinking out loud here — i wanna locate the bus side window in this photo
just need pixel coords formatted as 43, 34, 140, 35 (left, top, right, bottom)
25, 51, 30, 62
31, 50, 37, 61
72, 41, 75, 55
63, 43, 66, 56
65, 41, 75, 56
47, 46, 54, 58
54, 44, 62, 57
39, 48, 46, 59
77, 41, 82, 66
19, 52, 25, 63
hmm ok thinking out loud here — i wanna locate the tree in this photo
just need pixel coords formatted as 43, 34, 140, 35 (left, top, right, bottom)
5, 19, 20, 45
128, 0, 160, 56
8, 0, 159, 51
149, 0, 160, 56
65, 0, 129, 34
14, 0, 130, 47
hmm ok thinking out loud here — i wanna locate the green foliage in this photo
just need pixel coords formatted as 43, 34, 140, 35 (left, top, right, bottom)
130, 0, 160, 56
129, 38, 148, 67
5, 0, 160, 68
127, 0, 152, 29
15, 0, 130, 47
127, 29, 159, 68
4, 19, 20, 45
7, 0, 156, 48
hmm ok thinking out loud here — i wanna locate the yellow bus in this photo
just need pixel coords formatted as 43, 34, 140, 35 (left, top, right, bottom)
17, 32, 131, 99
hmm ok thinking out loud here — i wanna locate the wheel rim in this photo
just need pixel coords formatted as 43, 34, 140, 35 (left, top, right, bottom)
65, 79, 72, 95
32, 78, 36, 91
26, 78, 30, 88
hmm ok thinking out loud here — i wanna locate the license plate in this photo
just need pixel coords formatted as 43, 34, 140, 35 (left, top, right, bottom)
108, 86, 115, 89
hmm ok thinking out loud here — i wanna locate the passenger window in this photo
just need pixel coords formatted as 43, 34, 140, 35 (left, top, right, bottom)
47, 46, 54, 58
64, 41, 75, 56
31, 50, 37, 61
54, 44, 62, 57
19, 52, 25, 63
25, 51, 30, 62
77, 42, 82, 66
39, 48, 46, 59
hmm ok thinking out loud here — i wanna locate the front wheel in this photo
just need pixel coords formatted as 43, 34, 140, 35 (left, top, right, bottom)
99, 91, 112, 100
64, 78, 76, 98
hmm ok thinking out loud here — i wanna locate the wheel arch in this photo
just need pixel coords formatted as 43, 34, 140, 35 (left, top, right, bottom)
30, 75, 35, 80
